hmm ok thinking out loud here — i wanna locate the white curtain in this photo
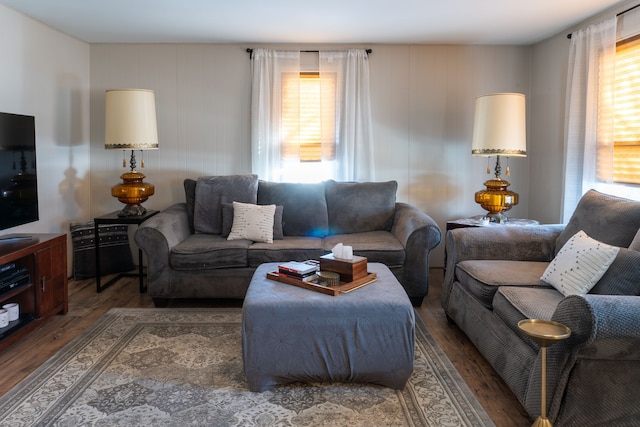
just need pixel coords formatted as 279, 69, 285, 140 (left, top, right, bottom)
320, 49, 375, 181
250, 49, 300, 181
562, 17, 616, 222
251, 48, 374, 182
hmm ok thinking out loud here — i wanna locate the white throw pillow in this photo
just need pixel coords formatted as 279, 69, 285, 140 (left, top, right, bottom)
227, 202, 276, 243
541, 230, 620, 296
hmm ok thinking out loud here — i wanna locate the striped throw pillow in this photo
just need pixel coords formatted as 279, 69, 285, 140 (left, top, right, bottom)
541, 230, 619, 296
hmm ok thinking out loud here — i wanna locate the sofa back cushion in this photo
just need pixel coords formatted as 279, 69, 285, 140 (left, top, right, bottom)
325, 180, 397, 234
630, 228, 640, 251
590, 248, 640, 295
193, 174, 258, 234
257, 181, 328, 237
184, 178, 197, 233
556, 189, 640, 253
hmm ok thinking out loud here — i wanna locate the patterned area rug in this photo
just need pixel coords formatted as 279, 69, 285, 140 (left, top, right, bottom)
0, 308, 495, 426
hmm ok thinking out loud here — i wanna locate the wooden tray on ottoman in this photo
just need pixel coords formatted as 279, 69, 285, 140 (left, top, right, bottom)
266, 271, 377, 296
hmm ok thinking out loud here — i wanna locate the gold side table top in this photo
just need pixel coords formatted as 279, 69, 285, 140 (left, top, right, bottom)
518, 319, 571, 347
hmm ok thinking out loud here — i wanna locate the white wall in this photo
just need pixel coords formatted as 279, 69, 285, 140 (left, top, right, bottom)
90, 43, 531, 266
528, 35, 569, 224
0, 4, 91, 274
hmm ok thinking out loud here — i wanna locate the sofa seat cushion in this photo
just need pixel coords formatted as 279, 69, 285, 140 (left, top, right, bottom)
493, 287, 564, 349
325, 180, 397, 234
170, 234, 251, 270
248, 236, 324, 267
323, 232, 405, 267
456, 260, 551, 309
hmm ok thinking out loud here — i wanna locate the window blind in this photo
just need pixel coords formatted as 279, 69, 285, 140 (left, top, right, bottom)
281, 72, 336, 162
613, 35, 640, 184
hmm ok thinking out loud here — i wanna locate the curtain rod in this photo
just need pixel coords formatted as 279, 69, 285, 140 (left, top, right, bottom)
567, 3, 640, 39
246, 48, 372, 56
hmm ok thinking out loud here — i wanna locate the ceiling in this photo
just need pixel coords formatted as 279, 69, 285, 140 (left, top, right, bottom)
0, 0, 625, 45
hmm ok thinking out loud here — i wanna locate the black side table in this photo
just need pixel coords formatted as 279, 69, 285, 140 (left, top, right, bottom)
94, 210, 158, 293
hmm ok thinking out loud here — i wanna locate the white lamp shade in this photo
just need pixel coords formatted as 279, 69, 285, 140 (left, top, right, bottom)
472, 93, 526, 157
105, 89, 159, 150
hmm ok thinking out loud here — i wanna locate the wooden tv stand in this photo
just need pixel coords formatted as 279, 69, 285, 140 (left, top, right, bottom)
0, 233, 67, 351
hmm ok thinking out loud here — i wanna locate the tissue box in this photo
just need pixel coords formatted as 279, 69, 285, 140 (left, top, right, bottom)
319, 254, 368, 283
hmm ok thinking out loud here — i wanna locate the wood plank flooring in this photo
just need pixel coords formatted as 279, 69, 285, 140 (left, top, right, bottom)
416, 270, 531, 426
0, 268, 531, 427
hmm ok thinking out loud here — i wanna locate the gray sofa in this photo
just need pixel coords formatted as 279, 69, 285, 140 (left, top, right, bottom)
135, 174, 441, 307
442, 189, 640, 426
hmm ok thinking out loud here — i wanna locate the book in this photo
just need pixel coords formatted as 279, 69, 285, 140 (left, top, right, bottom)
278, 268, 317, 277
278, 261, 318, 275
277, 268, 316, 278
276, 271, 318, 282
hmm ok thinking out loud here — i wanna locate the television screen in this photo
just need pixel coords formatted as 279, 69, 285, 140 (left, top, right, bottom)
0, 112, 38, 230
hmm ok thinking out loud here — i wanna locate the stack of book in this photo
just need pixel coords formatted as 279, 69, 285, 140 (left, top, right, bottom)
277, 261, 319, 282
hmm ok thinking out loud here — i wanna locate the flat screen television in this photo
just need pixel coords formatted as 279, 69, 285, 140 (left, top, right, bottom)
0, 112, 38, 230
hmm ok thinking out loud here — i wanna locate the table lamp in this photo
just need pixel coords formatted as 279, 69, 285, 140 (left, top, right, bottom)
105, 89, 158, 217
472, 93, 527, 223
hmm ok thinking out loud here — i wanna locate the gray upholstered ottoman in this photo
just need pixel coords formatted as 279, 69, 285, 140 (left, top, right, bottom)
242, 262, 415, 392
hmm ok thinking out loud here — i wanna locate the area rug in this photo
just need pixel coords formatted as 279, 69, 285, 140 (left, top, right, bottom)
0, 308, 495, 426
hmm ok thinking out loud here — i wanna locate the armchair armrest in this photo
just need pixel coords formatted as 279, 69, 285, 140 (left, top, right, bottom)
391, 202, 442, 303
442, 224, 564, 311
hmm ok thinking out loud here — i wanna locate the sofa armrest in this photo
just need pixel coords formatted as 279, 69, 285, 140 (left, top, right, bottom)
391, 202, 442, 302
542, 294, 640, 423
552, 294, 640, 360
135, 202, 191, 251
442, 224, 564, 311
134, 203, 191, 295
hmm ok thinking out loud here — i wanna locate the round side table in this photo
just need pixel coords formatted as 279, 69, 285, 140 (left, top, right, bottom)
447, 216, 539, 230
518, 319, 571, 427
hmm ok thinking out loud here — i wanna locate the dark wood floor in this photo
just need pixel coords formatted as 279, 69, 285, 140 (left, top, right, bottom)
0, 268, 530, 427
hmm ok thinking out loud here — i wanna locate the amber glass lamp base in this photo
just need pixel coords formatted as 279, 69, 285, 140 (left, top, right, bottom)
474, 178, 518, 223
111, 171, 154, 217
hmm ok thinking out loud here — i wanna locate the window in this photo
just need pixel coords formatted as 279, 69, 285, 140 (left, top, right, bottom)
280, 72, 337, 181
251, 48, 373, 182
612, 35, 640, 185
281, 72, 336, 162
